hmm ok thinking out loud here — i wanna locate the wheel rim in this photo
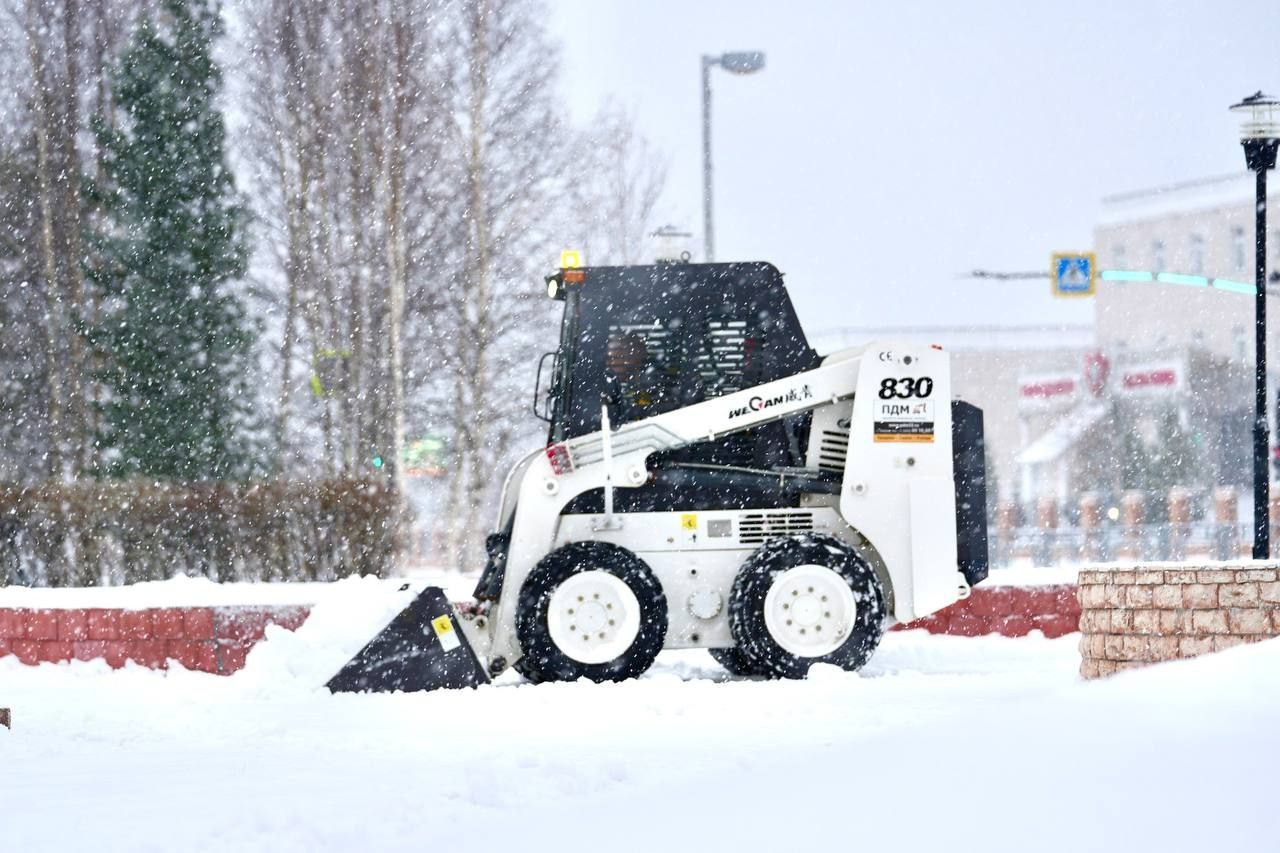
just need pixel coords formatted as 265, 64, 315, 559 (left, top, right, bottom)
546, 570, 642, 665
762, 564, 856, 658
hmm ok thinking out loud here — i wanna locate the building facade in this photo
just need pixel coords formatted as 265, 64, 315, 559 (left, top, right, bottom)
814, 172, 1280, 527
1094, 172, 1280, 361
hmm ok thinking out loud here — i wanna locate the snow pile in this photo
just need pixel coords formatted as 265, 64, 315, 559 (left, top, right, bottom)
231, 576, 429, 695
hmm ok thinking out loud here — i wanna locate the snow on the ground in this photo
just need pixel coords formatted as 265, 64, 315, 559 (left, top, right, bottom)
1, 579, 1278, 853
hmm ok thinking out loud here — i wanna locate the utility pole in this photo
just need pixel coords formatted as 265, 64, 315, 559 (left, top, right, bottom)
700, 51, 765, 263
701, 56, 714, 262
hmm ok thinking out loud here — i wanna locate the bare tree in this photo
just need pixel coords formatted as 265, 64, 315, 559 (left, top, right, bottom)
0, 124, 47, 483
429, 0, 573, 569
4, 0, 142, 480
233, 0, 667, 571
573, 102, 669, 265
236, 0, 454, 497
23, 0, 68, 478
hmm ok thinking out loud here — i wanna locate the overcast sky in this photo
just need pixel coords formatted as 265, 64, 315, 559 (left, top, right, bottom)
547, 0, 1280, 336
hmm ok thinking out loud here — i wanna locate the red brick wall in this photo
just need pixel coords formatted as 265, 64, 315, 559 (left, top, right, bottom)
0, 606, 310, 674
895, 584, 1080, 638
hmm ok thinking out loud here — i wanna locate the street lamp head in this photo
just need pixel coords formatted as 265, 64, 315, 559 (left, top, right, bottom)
1230, 91, 1280, 142
717, 51, 766, 75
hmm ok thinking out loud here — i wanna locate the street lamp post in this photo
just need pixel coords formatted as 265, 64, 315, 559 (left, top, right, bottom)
1230, 91, 1280, 560
701, 51, 765, 262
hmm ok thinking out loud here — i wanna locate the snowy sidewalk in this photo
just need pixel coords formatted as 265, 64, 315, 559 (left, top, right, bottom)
3, 623, 1278, 852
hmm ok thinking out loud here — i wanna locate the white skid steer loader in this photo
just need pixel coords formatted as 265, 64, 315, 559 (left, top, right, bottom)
328, 261, 988, 692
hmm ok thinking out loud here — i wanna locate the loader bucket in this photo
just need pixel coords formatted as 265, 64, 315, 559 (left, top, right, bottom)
326, 586, 490, 693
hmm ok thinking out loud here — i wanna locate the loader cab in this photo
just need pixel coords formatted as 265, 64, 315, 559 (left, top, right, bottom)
540, 261, 817, 440
537, 261, 822, 511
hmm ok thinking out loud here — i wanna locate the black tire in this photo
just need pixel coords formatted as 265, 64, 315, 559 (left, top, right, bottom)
729, 533, 886, 679
708, 646, 764, 677
514, 541, 668, 684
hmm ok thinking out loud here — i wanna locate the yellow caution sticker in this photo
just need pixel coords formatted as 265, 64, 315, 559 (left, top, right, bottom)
680, 513, 698, 531
431, 614, 461, 651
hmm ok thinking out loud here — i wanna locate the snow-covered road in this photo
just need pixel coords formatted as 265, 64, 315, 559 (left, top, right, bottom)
2, 586, 1278, 853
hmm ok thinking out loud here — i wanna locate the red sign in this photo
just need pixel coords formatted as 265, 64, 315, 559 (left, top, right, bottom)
1021, 378, 1076, 398
1122, 369, 1177, 389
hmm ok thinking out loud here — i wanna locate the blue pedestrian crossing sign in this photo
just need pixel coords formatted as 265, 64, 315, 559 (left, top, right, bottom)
1051, 252, 1096, 297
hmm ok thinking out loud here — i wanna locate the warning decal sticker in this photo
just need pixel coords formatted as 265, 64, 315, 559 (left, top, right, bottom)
431, 614, 461, 651
873, 400, 935, 443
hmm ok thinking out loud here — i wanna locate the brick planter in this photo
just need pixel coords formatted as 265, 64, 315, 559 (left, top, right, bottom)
0, 605, 310, 674
0, 578, 1085, 675
895, 583, 1080, 638
1078, 565, 1280, 678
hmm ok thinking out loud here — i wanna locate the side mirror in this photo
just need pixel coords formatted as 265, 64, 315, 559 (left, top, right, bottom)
533, 351, 558, 422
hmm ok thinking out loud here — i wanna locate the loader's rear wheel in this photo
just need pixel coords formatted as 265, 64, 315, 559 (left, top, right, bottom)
729, 534, 886, 679
514, 541, 667, 684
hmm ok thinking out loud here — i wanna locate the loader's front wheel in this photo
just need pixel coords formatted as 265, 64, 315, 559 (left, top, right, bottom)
514, 541, 667, 684
729, 534, 886, 679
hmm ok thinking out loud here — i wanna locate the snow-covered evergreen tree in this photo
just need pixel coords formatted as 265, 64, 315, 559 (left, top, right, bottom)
89, 0, 254, 480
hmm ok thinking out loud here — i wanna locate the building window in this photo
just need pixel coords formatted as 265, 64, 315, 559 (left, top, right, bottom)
1152, 239, 1165, 272
1190, 234, 1205, 274
1233, 226, 1247, 272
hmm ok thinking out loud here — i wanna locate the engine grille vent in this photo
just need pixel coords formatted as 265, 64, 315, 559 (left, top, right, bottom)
738, 511, 815, 545
817, 428, 850, 474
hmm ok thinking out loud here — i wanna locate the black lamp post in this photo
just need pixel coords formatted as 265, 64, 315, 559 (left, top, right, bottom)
701, 51, 765, 262
1230, 91, 1280, 560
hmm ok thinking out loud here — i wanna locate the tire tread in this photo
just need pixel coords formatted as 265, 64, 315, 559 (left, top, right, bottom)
729, 533, 886, 679
515, 541, 667, 684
